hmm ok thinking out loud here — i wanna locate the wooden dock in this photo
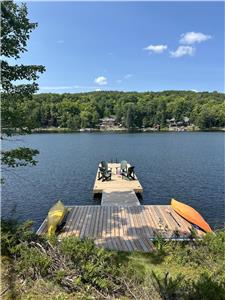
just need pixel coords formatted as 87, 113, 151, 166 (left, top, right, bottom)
37, 205, 204, 252
37, 162, 204, 253
93, 163, 143, 195
101, 190, 140, 206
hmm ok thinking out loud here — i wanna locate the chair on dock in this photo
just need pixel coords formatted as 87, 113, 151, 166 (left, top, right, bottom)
119, 160, 136, 180
119, 160, 127, 177
121, 164, 136, 180
100, 161, 112, 173
98, 161, 112, 181
98, 167, 112, 181
125, 166, 136, 180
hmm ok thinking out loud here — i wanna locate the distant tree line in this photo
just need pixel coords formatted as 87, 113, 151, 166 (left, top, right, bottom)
18, 91, 225, 130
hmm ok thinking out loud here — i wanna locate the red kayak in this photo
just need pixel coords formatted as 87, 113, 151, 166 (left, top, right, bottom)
171, 199, 212, 233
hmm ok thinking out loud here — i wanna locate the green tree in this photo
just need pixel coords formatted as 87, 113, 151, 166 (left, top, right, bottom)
125, 103, 137, 129
67, 114, 81, 129
1, 1, 45, 169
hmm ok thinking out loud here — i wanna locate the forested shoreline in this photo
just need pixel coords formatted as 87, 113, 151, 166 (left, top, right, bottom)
19, 91, 225, 131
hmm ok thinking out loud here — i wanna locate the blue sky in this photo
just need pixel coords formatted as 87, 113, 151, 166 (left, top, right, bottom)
18, 1, 225, 93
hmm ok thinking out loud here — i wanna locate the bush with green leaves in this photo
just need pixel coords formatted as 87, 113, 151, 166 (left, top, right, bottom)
1, 219, 225, 300
59, 237, 120, 291
1, 219, 36, 256
186, 273, 225, 300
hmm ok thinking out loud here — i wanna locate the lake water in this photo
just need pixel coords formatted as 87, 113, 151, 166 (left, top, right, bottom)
2, 132, 224, 230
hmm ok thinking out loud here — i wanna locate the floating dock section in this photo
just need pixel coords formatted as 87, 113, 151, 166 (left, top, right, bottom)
93, 163, 142, 206
93, 163, 143, 194
37, 162, 204, 252
101, 190, 140, 206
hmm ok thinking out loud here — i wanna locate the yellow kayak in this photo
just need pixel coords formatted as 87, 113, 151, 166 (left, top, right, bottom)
47, 200, 67, 236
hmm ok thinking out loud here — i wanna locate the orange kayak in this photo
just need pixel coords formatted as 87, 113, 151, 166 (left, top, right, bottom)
171, 199, 212, 233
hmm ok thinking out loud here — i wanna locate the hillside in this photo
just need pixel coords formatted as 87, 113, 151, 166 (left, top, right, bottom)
14, 91, 225, 131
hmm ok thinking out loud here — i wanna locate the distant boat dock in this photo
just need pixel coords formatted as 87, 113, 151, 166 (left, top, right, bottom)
37, 162, 204, 252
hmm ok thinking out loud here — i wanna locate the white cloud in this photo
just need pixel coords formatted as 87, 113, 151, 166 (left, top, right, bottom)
94, 76, 107, 85
170, 46, 195, 58
95, 88, 101, 92
144, 44, 168, 53
180, 32, 211, 44
124, 74, 133, 79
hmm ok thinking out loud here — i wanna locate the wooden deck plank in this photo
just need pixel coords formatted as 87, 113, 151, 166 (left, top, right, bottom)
115, 207, 121, 237
87, 206, 95, 238
72, 206, 87, 237
88, 206, 98, 238
62, 207, 79, 237
120, 208, 134, 251
167, 206, 193, 234
160, 206, 186, 238
97, 207, 104, 238
149, 206, 165, 235
102, 190, 140, 206
118, 237, 130, 252
106, 206, 111, 237
113, 237, 122, 251
155, 206, 175, 239
135, 206, 147, 237
142, 238, 155, 252
126, 207, 136, 237
110, 206, 116, 237
69, 206, 81, 237
80, 206, 91, 238
163, 206, 184, 228
135, 237, 149, 252
129, 206, 141, 236
63, 208, 76, 234
154, 206, 173, 238
112, 206, 117, 237
101, 206, 107, 238
134, 206, 149, 237
36, 205, 205, 253
93, 206, 101, 238
141, 206, 155, 236
145, 206, 160, 236
117, 208, 132, 250
120, 207, 128, 236
159, 206, 178, 229
128, 237, 141, 251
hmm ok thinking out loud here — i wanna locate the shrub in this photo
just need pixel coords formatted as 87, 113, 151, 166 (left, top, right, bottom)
1, 219, 35, 256
59, 237, 119, 291
152, 271, 185, 300
13, 242, 52, 279
186, 273, 225, 300
2, 219, 225, 300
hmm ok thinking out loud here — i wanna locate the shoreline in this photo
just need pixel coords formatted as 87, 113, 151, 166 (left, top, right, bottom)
31, 127, 225, 134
